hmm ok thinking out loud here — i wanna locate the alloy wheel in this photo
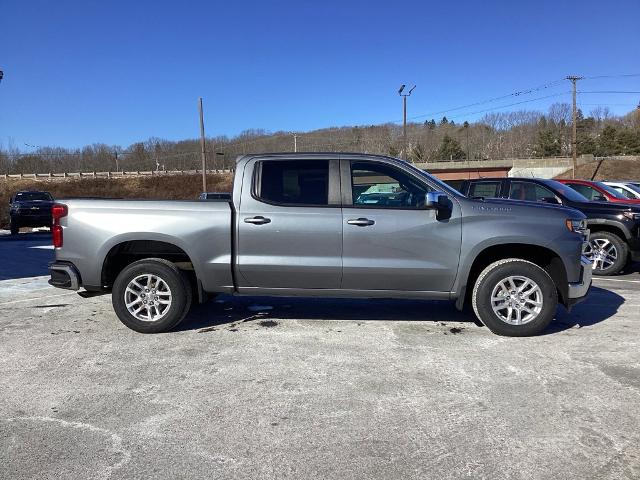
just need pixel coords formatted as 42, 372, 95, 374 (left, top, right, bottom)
584, 238, 618, 271
490, 275, 543, 325
124, 274, 172, 322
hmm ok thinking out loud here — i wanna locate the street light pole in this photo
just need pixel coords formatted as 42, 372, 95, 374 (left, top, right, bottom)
398, 84, 416, 160
199, 97, 207, 193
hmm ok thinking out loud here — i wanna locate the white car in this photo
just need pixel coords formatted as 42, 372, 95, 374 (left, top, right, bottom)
603, 181, 640, 200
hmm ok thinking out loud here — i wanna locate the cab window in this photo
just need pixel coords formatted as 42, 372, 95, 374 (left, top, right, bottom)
351, 162, 431, 208
256, 160, 329, 206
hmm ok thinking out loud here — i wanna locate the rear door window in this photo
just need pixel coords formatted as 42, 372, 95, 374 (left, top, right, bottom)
468, 181, 501, 198
255, 160, 329, 206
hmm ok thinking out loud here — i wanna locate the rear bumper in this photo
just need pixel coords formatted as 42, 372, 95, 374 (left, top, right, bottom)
48, 262, 81, 290
566, 255, 592, 308
11, 216, 52, 227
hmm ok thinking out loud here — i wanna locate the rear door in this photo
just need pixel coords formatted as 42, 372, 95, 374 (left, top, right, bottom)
340, 159, 462, 292
236, 158, 343, 289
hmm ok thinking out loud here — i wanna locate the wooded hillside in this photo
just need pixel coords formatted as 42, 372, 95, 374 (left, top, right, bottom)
1, 104, 638, 175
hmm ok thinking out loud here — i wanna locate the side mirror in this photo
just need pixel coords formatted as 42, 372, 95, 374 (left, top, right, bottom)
425, 192, 453, 220
425, 191, 449, 209
541, 197, 560, 205
593, 195, 607, 201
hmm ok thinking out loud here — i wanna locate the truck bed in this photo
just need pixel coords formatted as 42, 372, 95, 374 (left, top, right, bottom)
55, 199, 234, 292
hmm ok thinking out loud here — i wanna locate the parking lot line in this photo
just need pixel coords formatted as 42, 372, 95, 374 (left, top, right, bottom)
0, 291, 78, 306
593, 277, 640, 284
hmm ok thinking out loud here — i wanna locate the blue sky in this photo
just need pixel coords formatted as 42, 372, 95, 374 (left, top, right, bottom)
1, 0, 639, 150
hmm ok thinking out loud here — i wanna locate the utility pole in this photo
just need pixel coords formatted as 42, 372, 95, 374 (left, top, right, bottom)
292, 133, 298, 152
199, 97, 207, 192
398, 84, 416, 160
567, 76, 583, 179
114, 150, 119, 172
464, 121, 470, 161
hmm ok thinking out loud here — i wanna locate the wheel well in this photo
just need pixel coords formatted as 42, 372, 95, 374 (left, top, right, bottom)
587, 224, 627, 240
101, 240, 194, 288
463, 244, 568, 307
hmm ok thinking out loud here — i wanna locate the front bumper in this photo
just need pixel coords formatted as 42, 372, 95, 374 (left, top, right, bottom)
48, 262, 81, 290
566, 255, 592, 308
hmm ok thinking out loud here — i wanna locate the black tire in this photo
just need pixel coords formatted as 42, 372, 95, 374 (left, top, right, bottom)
584, 231, 628, 276
10, 219, 19, 235
112, 258, 192, 333
472, 259, 558, 337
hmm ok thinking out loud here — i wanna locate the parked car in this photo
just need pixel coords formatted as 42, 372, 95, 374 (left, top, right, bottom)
603, 181, 640, 200
48, 153, 591, 337
556, 179, 640, 205
8, 190, 55, 235
460, 177, 640, 275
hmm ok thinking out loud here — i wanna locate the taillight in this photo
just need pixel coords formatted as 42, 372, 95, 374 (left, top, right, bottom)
51, 203, 68, 248
52, 225, 63, 247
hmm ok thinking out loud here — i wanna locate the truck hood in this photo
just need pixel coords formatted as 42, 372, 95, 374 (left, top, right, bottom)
569, 200, 640, 214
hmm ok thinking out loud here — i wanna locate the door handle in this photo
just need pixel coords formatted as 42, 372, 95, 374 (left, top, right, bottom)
244, 216, 271, 225
347, 218, 375, 227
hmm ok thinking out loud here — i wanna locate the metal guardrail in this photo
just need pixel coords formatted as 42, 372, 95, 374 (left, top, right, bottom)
0, 169, 233, 180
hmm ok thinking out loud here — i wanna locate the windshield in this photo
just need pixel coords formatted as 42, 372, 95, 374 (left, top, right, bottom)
399, 160, 462, 196
540, 180, 590, 202
14, 192, 53, 202
595, 182, 628, 199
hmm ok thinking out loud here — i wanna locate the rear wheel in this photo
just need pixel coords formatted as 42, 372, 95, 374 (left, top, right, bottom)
583, 231, 627, 276
112, 258, 192, 333
472, 259, 557, 337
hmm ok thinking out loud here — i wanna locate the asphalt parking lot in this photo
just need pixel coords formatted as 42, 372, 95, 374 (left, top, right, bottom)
1, 232, 639, 479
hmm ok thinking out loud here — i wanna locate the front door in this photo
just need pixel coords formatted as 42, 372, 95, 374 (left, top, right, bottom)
236, 158, 343, 289
341, 159, 462, 292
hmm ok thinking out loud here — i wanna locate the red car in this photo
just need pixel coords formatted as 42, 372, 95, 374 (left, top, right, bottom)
556, 179, 640, 205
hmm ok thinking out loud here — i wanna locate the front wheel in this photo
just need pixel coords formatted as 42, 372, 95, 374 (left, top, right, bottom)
583, 231, 627, 276
112, 258, 192, 333
472, 259, 558, 337
10, 219, 19, 235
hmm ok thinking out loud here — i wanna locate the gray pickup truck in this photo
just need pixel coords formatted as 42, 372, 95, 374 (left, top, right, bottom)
48, 153, 592, 336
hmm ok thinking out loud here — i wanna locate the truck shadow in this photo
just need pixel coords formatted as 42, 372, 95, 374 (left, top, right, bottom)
177, 286, 623, 335
546, 285, 625, 334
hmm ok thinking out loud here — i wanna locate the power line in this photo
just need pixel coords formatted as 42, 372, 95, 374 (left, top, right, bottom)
445, 92, 571, 120
578, 90, 640, 94
583, 73, 640, 80
578, 103, 638, 107
407, 78, 566, 121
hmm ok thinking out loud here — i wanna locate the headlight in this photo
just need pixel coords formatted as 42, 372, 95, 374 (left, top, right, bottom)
565, 218, 587, 233
621, 211, 640, 221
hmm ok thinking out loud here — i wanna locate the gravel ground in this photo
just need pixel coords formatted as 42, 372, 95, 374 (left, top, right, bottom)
1, 234, 639, 479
